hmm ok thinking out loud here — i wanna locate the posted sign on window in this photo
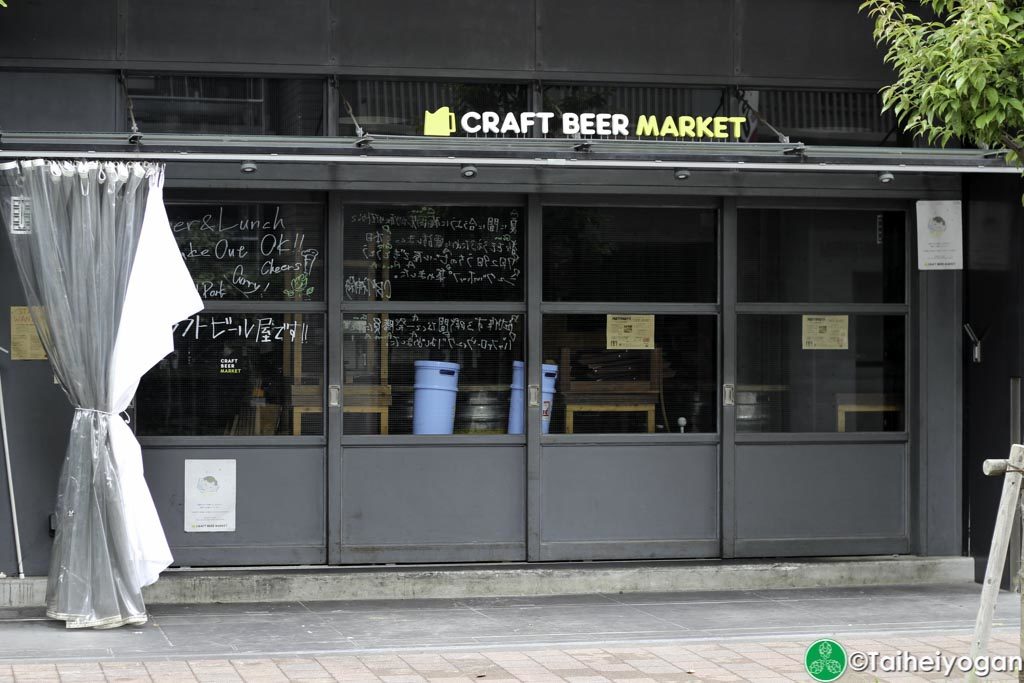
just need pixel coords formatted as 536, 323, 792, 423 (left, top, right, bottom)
184, 459, 236, 533
606, 314, 655, 350
916, 200, 963, 270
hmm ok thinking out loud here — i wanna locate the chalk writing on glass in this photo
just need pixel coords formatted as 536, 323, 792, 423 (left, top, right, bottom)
355, 314, 520, 352
169, 205, 322, 301
345, 207, 522, 300
173, 315, 310, 345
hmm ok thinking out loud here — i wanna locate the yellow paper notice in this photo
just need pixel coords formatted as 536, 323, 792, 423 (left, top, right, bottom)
10, 306, 46, 360
606, 314, 655, 350
802, 314, 849, 350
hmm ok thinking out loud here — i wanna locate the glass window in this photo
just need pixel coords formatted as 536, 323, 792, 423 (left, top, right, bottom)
344, 205, 524, 302
742, 88, 907, 147
338, 80, 528, 137
342, 313, 524, 435
543, 207, 717, 303
541, 314, 717, 434
736, 314, 904, 432
543, 84, 728, 139
738, 210, 905, 304
136, 313, 325, 436
167, 201, 325, 302
126, 75, 324, 135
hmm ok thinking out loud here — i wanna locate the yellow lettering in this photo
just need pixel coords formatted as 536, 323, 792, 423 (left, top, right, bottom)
678, 116, 696, 138
696, 116, 715, 138
713, 117, 729, 138
635, 115, 661, 137
728, 116, 746, 138
659, 116, 679, 137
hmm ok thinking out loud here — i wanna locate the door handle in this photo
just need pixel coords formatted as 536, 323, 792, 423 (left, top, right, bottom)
722, 383, 735, 407
328, 385, 341, 408
528, 384, 541, 407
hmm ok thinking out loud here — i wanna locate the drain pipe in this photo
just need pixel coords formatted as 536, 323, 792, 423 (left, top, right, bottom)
0, 346, 24, 579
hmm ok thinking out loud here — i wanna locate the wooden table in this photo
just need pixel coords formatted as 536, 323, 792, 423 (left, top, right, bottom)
835, 393, 901, 432
289, 385, 392, 435
565, 402, 656, 434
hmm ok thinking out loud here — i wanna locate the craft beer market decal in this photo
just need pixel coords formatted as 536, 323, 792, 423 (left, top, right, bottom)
424, 106, 747, 139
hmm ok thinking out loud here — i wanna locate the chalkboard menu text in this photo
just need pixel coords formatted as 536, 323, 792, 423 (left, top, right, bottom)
344, 205, 523, 302
169, 203, 324, 301
349, 313, 520, 352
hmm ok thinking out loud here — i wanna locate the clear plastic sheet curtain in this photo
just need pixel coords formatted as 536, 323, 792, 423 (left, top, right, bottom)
0, 159, 202, 628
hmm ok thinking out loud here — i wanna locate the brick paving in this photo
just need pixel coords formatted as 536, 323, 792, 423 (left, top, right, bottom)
0, 630, 1020, 682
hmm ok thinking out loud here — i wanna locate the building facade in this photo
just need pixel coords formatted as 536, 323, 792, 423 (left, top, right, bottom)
0, 0, 1011, 577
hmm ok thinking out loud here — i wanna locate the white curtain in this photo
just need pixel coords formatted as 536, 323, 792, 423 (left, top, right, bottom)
0, 159, 202, 628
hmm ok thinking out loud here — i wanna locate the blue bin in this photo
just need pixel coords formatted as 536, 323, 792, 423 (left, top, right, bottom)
413, 360, 460, 434
507, 362, 558, 434
541, 364, 558, 434
508, 361, 525, 434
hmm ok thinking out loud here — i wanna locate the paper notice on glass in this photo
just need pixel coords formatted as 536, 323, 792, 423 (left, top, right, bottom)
802, 315, 849, 350
10, 306, 46, 360
607, 314, 655, 350
184, 459, 236, 533
916, 200, 963, 270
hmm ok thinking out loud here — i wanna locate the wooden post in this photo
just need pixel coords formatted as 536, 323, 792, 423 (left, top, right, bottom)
967, 444, 1024, 682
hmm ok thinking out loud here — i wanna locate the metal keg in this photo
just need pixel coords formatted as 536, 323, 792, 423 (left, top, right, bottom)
455, 390, 509, 434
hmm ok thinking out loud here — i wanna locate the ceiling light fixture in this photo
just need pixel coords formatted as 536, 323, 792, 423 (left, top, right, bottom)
240, 160, 258, 174
674, 168, 691, 181
878, 171, 895, 184
460, 164, 478, 179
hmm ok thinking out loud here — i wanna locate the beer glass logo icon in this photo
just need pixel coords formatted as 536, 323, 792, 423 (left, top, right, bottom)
424, 107, 457, 136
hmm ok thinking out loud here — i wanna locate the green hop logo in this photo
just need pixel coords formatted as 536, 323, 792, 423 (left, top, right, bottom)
804, 639, 847, 682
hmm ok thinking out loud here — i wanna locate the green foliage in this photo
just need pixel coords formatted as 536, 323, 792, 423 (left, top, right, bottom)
860, 0, 1024, 166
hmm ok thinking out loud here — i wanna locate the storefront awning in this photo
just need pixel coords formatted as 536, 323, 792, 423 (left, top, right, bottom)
0, 132, 1018, 175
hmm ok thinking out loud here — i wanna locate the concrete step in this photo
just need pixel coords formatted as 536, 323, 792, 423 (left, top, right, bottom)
0, 555, 973, 609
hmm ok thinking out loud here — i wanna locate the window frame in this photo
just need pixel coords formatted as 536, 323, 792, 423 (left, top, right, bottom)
124, 73, 328, 136
136, 191, 330, 445
338, 194, 529, 444
539, 198, 722, 443
732, 200, 912, 440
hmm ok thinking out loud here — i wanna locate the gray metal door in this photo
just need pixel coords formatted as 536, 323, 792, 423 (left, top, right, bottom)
527, 196, 722, 561
330, 192, 528, 564
725, 199, 912, 558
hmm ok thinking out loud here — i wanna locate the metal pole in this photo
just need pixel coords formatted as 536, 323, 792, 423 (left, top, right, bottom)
0, 347, 24, 579
968, 444, 1024, 682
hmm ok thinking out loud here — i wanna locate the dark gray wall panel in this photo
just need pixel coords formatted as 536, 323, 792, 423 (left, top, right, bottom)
735, 443, 908, 552
340, 446, 525, 562
142, 447, 326, 566
335, 0, 534, 72
918, 269, 962, 557
124, 0, 331, 65
739, 0, 891, 85
540, 444, 718, 549
0, 0, 116, 62
538, 0, 733, 78
0, 240, 72, 577
0, 72, 118, 132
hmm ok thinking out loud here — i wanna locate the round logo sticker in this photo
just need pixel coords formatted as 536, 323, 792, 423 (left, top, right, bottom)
804, 639, 847, 682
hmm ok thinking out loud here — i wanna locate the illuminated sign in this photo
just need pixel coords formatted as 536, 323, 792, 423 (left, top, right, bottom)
424, 107, 746, 140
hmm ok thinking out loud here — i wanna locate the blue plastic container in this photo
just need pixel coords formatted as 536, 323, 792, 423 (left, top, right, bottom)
413, 360, 460, 434
507, 362, 558, 434
541, 364, 558, 434
508, 361, 525, 434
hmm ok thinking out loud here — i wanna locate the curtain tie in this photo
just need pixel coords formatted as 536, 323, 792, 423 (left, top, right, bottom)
74, 407, 131, 424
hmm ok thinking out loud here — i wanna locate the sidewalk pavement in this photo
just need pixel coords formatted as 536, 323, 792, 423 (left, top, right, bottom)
0, 583, 1020, 682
